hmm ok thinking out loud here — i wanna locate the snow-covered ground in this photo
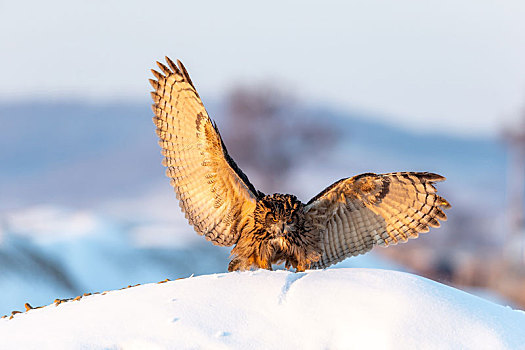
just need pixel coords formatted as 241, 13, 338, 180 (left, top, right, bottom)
0, 202, 401, 316
0, 203, 229, 315
1, 268, 524, 349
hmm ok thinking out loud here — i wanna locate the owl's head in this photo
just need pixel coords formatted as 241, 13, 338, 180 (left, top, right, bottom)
254, 193, 305, 238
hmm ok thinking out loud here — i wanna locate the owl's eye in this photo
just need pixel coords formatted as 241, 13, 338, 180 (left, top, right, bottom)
267, 213, 277, 222
286, 217, 294, 224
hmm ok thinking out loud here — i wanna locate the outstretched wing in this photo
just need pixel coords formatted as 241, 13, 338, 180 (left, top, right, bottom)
304, 172, 451, 268
150, 57, 260, 246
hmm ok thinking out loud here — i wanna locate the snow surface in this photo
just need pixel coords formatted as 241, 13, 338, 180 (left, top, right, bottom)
1, 268, 524, 350
0, 204, 401, 316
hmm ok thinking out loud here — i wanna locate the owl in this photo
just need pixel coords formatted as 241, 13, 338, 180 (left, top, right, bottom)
149, 57, 451, 272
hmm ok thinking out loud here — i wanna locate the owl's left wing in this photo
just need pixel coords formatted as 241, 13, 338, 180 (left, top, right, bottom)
150, 57, 260, 247
304, 172, 451, 268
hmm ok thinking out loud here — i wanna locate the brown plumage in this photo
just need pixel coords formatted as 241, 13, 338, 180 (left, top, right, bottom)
150, 57, 451, 272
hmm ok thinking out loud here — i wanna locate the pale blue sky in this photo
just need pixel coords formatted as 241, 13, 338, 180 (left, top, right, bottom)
1, 0, 525, 136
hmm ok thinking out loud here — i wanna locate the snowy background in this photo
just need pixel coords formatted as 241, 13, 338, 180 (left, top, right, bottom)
0, 101, 512, 315
1, 0, 525, 326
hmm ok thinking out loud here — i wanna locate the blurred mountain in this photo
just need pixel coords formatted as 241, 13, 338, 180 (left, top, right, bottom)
0, 101, 506, 209
0, 102, 163, 208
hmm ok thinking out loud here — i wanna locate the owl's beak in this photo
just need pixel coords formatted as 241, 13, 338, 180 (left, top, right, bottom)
271, 222, 286, 237
280, 222, 292, 237
271, 220, 292, 238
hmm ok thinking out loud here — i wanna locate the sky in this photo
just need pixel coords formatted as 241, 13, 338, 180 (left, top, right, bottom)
1, 0, 525, 137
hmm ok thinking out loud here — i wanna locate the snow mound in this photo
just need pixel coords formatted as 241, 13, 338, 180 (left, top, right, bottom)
1, 268, 524, 349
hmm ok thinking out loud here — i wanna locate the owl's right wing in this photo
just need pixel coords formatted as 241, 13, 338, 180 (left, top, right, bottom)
150, 57, 259, 246
304, 172, 451, 268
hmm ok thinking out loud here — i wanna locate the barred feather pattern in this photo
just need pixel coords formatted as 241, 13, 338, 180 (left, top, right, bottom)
305, 172, 451, 268
150, 57, 259, 246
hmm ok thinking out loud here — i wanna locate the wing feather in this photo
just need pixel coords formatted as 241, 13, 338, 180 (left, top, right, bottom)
305, 172, 450, 268
150, 57, 259, 246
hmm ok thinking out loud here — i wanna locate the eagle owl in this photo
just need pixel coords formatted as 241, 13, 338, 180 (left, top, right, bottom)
149, 57, 451, 272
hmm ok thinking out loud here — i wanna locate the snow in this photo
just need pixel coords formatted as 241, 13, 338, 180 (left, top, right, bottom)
4, 206, 99, 241
0, 201, 407, 317
1, 268, 524, 349
0, 204, 230, 316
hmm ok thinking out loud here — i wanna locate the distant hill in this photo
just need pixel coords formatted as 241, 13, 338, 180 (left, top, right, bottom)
0, 101, 507, 209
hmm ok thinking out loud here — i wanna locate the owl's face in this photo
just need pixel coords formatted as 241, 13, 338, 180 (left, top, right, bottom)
254, 193, 304, 238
